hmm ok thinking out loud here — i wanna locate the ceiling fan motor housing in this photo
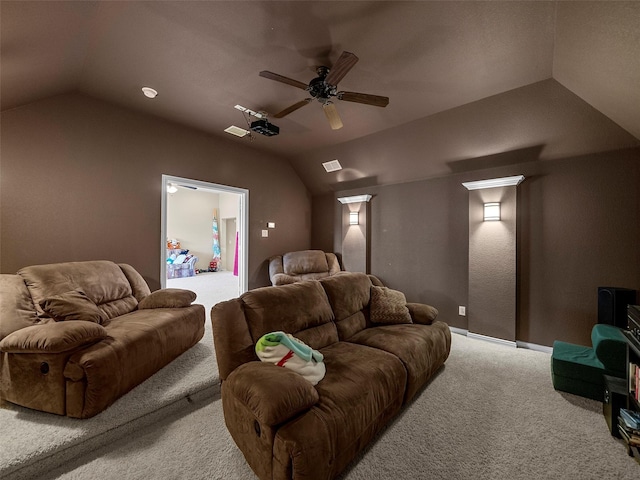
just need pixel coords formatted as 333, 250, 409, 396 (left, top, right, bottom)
309, 75, 335, 102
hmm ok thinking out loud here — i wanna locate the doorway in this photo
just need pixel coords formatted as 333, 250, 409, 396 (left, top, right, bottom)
161, 175, 248, 315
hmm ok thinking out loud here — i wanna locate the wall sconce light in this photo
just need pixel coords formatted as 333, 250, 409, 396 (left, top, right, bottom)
484, 202, 501, 221
349, 211, 359, 225
167, 184, 178, 194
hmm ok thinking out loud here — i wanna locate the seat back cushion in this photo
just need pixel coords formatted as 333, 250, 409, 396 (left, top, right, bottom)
591, 324, 627, 375
320, 272, 372, 340
283, 250, 329, 276
0, 274, 42, 341
118, 263, 151, 301
18, 261, 138, 320
241, 281, 337, 350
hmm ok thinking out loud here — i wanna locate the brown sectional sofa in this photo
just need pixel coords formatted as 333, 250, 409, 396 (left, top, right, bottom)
211, 272, 451, 480
0, 260, 205, 418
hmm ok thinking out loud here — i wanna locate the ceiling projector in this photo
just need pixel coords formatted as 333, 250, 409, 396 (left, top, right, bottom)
250, 119, 279, 137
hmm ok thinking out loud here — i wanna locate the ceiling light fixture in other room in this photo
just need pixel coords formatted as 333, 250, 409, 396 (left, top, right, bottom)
141, 87, 158, 98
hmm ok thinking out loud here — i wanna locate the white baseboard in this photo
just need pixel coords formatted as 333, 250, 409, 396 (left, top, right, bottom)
449, 326, 468, 336
515, 341, 553, 354
449, 326, 552, 353
467, 331, 517, 348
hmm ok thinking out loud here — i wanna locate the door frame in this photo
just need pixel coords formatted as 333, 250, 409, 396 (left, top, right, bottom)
161, 174, 249, 294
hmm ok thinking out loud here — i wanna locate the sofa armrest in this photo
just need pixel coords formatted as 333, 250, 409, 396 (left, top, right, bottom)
270, 273, 298, 286
268, 255, 284, 285
406, 303, 439, 325
0, 321, 107, 354
224, 362, 319, 426
138, 288, 196, 309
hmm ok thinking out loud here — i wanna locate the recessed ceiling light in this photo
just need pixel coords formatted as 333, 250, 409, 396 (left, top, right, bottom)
323, 159, 342, 172
224, 125, 249, 137
141, 87, 158, 99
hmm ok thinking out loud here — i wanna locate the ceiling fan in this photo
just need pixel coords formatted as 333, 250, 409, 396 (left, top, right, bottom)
259, 51, 389, 130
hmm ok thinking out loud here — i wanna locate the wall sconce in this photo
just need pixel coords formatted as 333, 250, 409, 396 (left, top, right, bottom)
349, 211, 359, 225
484, 202, 501, 221
167, 184, 178, 194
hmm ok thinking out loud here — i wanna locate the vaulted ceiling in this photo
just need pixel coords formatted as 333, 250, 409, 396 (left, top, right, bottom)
2, 1, 639, 194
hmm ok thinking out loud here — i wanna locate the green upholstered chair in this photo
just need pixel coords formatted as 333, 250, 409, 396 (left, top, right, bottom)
551, 324, 627, 401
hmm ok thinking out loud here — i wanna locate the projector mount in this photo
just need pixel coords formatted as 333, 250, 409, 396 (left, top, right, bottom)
234, 104, 279, 139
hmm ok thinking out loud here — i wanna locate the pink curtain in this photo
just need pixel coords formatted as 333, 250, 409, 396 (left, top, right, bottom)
233, 231, 239, 276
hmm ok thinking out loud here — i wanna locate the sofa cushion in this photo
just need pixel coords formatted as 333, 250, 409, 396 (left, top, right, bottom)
320, 272, 372, 340
138, 288, 196, 309
272, 341, 407, 479
39, 289, 108, 324
18, 261, 138, 320
64, 304, 205, 418
591, 324, 626, 376
369, 286, 412, 324
283, 250, 328, 275
346, 321, 452, 402
118, 263, 151, 301
0, 321, 108, 354
241, 281, 337, 351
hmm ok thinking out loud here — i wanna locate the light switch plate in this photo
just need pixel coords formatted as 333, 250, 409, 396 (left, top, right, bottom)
458, 306, 466, 316
261, 230, 268, 237
268, 222, 275, 228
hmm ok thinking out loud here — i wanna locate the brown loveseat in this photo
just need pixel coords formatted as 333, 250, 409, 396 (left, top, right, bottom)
0, 260, 205, 418
268, 250, 341, 285
211, 272, 451, 480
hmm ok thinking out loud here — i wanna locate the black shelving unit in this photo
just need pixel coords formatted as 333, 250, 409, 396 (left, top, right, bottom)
621, 329, 640, 461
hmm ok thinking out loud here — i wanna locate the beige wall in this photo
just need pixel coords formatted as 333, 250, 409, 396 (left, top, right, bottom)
0, 93, 311, 289
167, 187, 220, 272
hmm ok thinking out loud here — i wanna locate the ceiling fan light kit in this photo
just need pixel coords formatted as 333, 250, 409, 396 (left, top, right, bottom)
259, 50, 389, 130
323, 102, 343, 130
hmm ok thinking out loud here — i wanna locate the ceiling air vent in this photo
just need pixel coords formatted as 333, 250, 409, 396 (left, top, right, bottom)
322, 159, 342, 172
224, 125, 249, 138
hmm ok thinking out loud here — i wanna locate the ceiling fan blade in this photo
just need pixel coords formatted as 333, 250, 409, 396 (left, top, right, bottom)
324, 51, 359, 86
338, 91, 389, 107
273, 99, 312, 118
259, 71, 308, 91
323, 102, 343, 130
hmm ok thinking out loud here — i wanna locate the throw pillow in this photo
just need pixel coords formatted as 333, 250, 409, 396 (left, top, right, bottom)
40, 290, 108, 324
138, 288, 196, 309
370, 286, 412, 324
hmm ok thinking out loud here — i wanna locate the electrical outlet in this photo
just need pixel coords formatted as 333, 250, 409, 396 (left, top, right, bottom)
261, 230, 268, 238
267, 222, 276, 228
458, 306, 466, 316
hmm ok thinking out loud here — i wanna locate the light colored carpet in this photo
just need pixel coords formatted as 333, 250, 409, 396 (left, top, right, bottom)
167, 270, 241, 322
25, 334, 640, 480
1, 272, 239, 480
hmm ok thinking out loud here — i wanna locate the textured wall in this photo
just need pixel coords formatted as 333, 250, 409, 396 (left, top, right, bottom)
0, 93, 311, 289
468, 187, 517, 342
341, 202, 369, 273
331, 147, 640, 347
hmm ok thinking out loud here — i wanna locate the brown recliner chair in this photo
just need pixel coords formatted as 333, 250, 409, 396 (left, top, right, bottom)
268, 250, 341, 286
